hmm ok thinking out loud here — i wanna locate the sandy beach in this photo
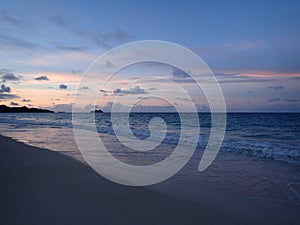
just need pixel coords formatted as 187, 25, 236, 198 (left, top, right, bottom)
0, 135, 239, 225
1, 134, 299, 225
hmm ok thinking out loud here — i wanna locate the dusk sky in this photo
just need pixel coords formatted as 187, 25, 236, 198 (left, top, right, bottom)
0, 0, 299, 112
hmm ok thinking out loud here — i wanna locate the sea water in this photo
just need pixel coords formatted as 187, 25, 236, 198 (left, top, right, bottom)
0, 112, 299, 206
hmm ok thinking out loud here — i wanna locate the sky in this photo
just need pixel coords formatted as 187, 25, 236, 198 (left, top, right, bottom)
0, 0, 299, 112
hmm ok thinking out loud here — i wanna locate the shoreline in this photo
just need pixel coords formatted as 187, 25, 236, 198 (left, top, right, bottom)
1, 134, 300, 225
0, 134, 240, 225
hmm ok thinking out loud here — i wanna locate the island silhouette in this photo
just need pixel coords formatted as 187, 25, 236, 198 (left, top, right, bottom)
91, 109, 103, 113
0, 105, 54, 113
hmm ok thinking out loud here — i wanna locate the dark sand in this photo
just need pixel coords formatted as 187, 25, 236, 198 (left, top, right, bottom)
0, 135, 299, 225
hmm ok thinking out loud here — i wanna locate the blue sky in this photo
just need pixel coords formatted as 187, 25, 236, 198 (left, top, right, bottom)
0, 0, 299, 112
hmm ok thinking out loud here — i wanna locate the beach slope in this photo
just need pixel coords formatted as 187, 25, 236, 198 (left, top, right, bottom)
0, 135, 240, 225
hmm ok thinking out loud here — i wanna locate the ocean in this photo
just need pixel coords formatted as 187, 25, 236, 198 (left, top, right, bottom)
0, 112, 299, 206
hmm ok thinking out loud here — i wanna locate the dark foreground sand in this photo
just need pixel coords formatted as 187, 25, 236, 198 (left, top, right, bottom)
0, 135, 299, 225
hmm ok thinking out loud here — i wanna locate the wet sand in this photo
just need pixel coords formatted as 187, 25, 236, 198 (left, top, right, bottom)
0, 135, 299, 225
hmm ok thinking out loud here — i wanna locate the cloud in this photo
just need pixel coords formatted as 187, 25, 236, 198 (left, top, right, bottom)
101, 101, 210, 113
66, 93, 81, 96
105, 60, 114, 68
35, 75, 49, 81
269, 86, 284, 91
10, 102, 19, 106
0, 33, 39, 51
222, 41, 264, 51
49, 103, 97, 112
67, 66, 81, 74
0, 84, 18, 100
56, 45, 88, 52
0, 11, 45, 52
137, 96, 149, 100
79, 86, 89, 90
268, 98, 281, 102
50, 98, 60, 101
169, 69, 277, 84
22, 99, 31, 102
1, 73, 20, 82
50, 15, 134, 49
0, 84, 11, 93
172, 67, 190, 79
0, 10, 23, 26
214, 72, 240, 77
284, 99, 299, 102
176, 97, 189, 101
218, 78, 276, 84
99, 89, 109, 96
0, 68, 10, 74
59, 84, 68, 90
0, 93, 18, 100
288, 77, 300, 81
50, 103, 73, 112
89, 28, 134, 48
102, 101, 178, 113
196, 104, 210, 112
113, 86, 147, 95
193, 39, 300, 73
101, 28, 134, 43
131, 104, 177, 113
